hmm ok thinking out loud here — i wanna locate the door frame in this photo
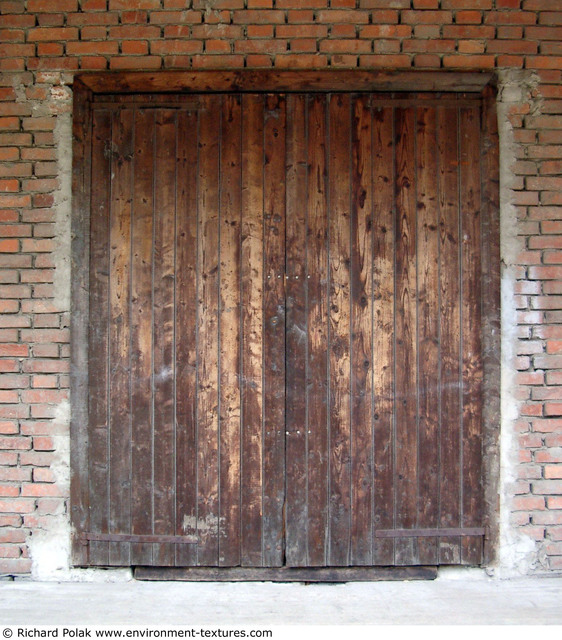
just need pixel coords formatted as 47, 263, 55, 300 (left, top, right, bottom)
70, 69, 500, 573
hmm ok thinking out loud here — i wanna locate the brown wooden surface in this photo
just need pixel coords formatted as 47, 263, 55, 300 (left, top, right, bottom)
460, 106, 484, 566
480, 86, 501, 567
372, 105, 396, 566
240, 94, 265, 567
87, 109, 112, 567
130, 109, 155, 566
437, 107, 462, 565
135, 565, 438, 582
305, 95, 329, 566
152, 109, 177, 566
284, 93, 308, 568
218, 94, 242, 568
78, 70, 493, 95
75, 90, 492, 570
174, 108, 199, 568
262, 94, 287, 567
350, 95, 374, 566
328, 93, 352, 567
416, 106, 440, 566
70, 79, 92, 567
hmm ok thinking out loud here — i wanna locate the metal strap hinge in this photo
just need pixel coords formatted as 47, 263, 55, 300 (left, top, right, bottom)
374, 527, 485, 539
78, 532, 198, 545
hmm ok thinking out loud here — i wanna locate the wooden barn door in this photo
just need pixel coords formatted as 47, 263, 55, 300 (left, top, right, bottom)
73, 90, 489, 571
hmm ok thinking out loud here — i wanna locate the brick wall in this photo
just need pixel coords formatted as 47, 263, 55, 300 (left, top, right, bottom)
0, 0, 561, 577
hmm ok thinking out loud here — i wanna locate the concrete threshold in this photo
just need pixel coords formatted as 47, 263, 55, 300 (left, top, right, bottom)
1, 573, 561, 625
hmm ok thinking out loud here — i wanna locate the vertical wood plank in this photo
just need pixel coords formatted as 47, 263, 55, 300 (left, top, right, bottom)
196, 94, 221, 566
416, 106, 440, 565
108, 108, 134, 566
152, 110, 177, 566
372, 105, 395, 566
130, 109, 155, 566
175, 108, 199, 568
71, 79, 92, 566
328, 93, 352, 567
350, 94, 373, 566
240, 94, 265, 567
262, 94, 286, 567
88, 109, 112, 565
394, 106, 418, 566
285, 94, 308, 567
219, 94, 242, 567
306, 95, 329, 567
480, 86, 501, 567
460, 106, 484, 565
437, 107, 462, 564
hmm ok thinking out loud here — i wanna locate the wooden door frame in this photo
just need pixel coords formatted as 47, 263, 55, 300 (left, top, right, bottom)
70, 69, 500, 573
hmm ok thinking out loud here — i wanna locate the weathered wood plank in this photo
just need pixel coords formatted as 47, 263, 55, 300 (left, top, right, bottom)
306, 94, 329, 567
437, 107, 462, 565
372, 106, 395, 566
130, 109, 155, 566
218, 94, 242, 568
79, 70, 493, 95
108, 108, 134, 566
88, 109, 112, 566
174, 108, 199, 568
480, 86, 501, 567
196, 94, 221, 567
285, 93, 309, 568
70, 78, 92, 566
460, 106, 484, 566
152, 110, 177, 566
262, 94, 286, 568
328, 93, 352, 567
135, 565, 438, 582
416, 106, 440, 566
240, 94, 265, 567
350, 94, 374, 566
394, 106, 418, 566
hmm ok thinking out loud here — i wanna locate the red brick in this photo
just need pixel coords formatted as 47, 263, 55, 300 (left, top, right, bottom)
402, 10, 453, 24
443, 54, 495, 68
109, 0, 160, 8
273, 0, 323, 6
149, 11, 202, 24
27, 28, 79, 42
232, 10, 286, 24
27, 0, 77, 9
0, 557, 31, 573
151, 40, 203, 55
109, 25, 161, 39
273, 54, 329, 69
121, 41, 149, 55
109, 56, 162, 70
21, 483, 63, 497
66, 42, 119, 56
455, 11, 483, 24
0, 240, 18, 253
442, 0, 491, 6
359, 25, 412, 38
319, 40, 371, 54
22, 360, 69, 374
403, 40, 456, 53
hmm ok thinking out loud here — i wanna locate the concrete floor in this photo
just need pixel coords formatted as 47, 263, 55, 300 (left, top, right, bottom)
1, 573, 561, 625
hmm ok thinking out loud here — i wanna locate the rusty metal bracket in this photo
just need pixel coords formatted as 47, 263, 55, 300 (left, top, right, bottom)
78, 532, 198, 544
375, 527, 485, 538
